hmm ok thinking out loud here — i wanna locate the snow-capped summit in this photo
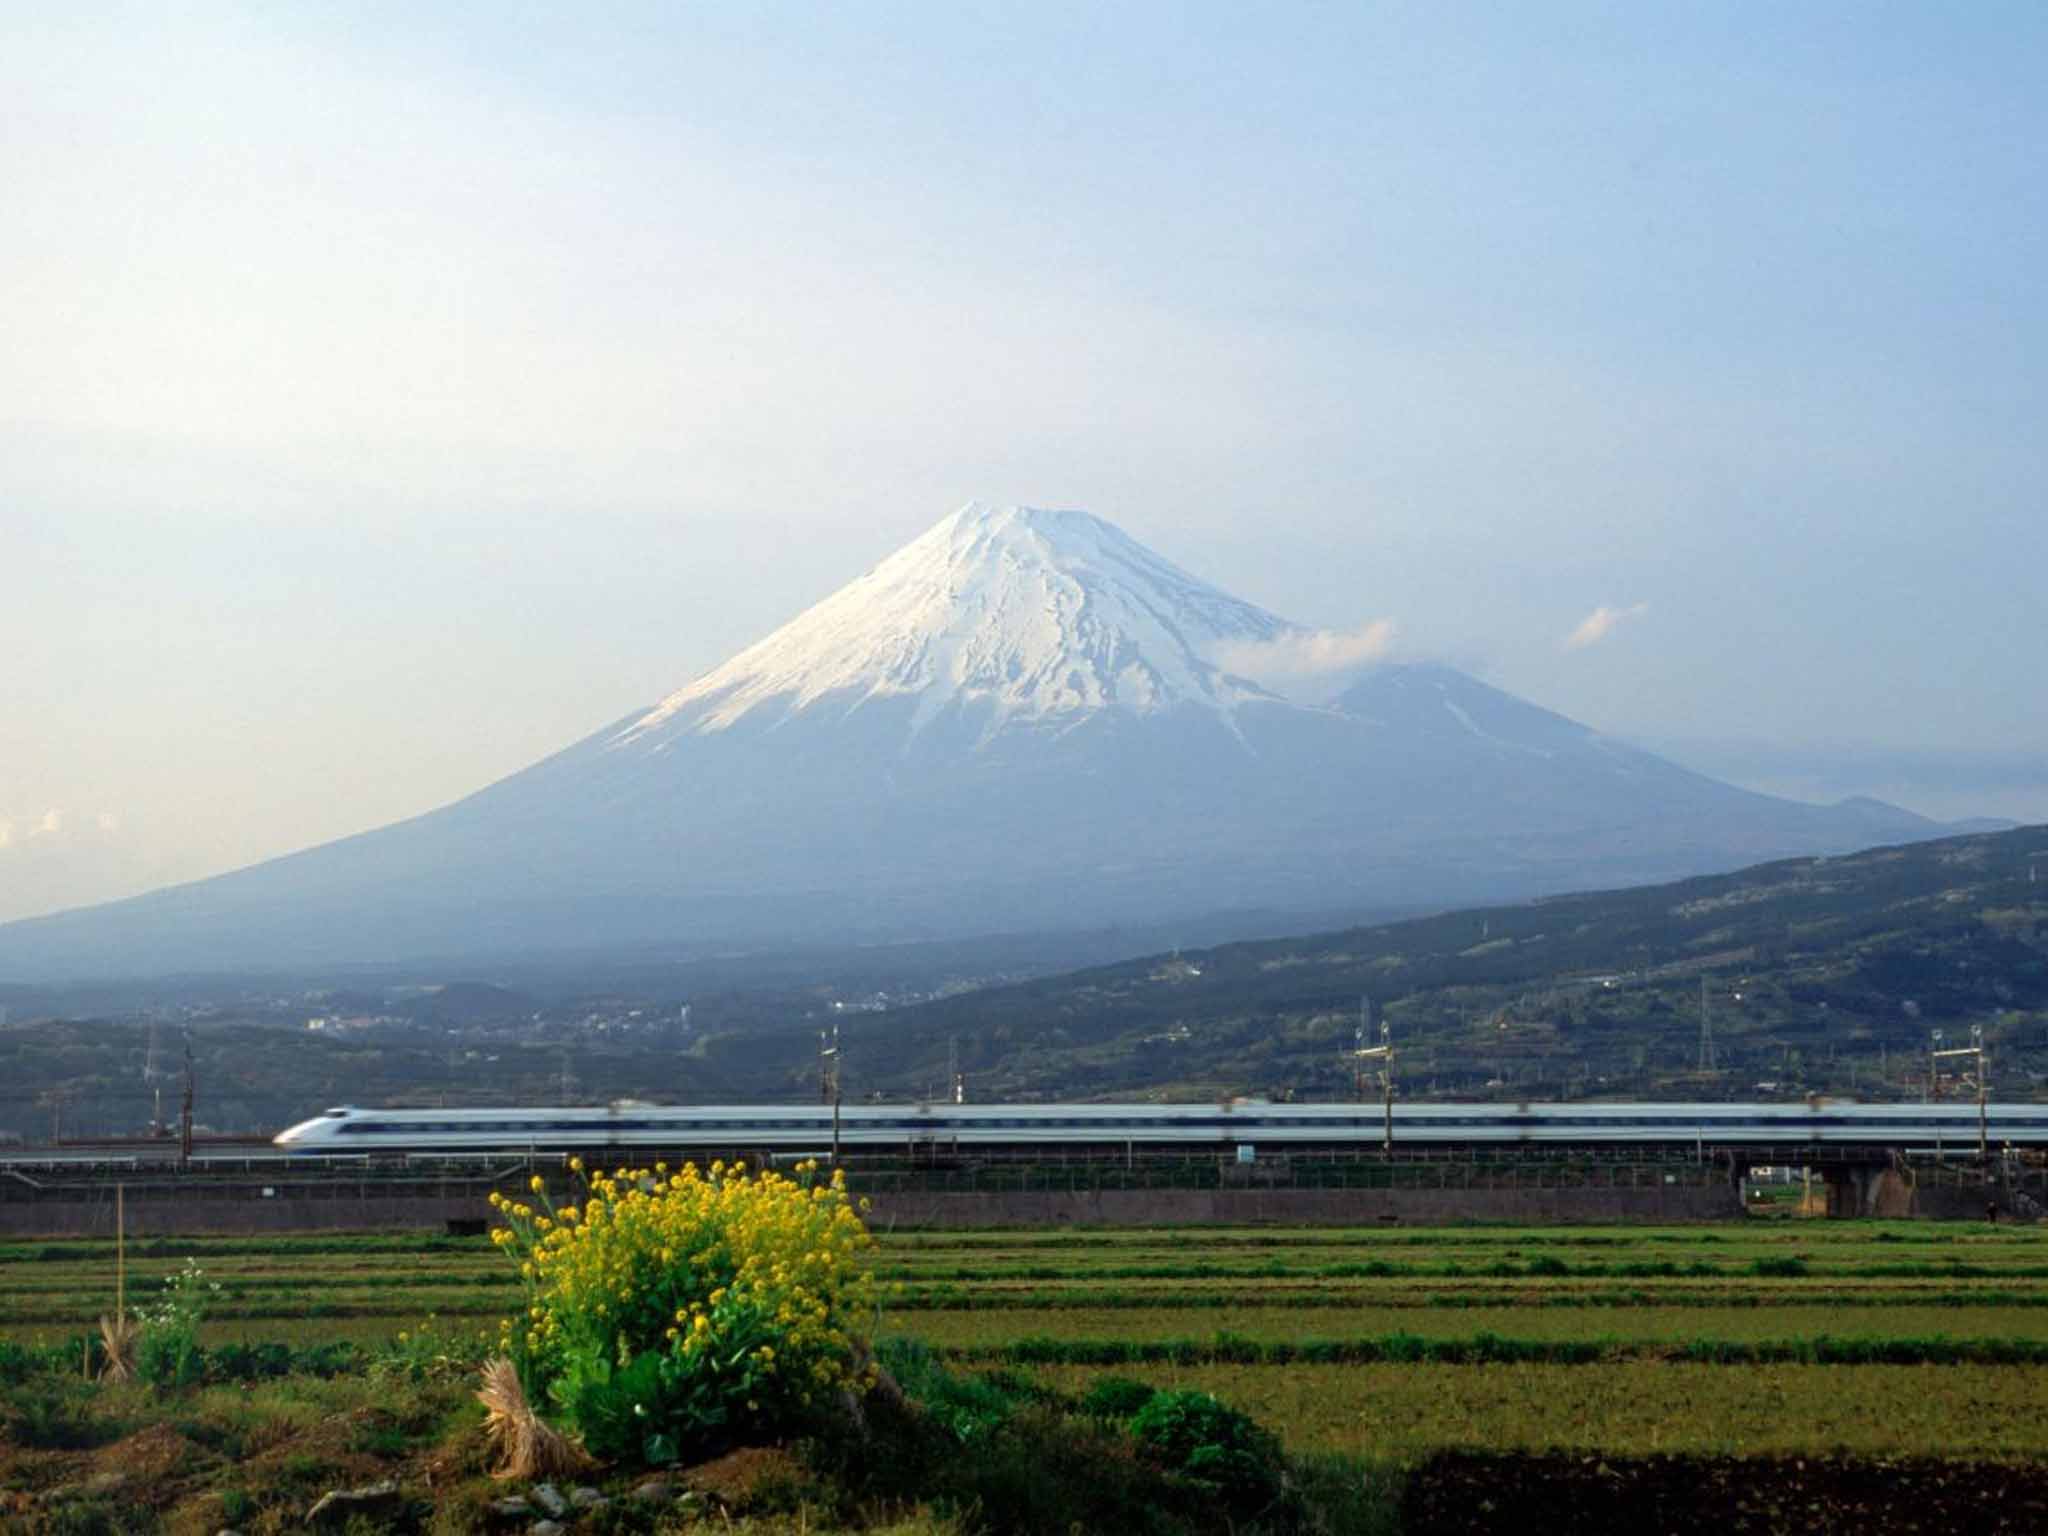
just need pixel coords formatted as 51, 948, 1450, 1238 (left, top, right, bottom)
0, 503, 1967, 981
616, 502, 1291, 748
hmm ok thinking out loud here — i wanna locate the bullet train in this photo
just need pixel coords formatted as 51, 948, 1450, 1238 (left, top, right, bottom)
273, 1100, 2048, 1155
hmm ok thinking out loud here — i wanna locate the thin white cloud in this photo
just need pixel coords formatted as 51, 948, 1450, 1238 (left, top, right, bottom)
1216, 619, 1398, 701
1562, 602, 1649, 651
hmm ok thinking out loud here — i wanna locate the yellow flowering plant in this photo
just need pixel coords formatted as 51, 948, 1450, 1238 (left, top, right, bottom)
488, 1157, 877, 1465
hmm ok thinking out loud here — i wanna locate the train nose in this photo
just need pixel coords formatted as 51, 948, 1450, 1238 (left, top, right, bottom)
274, 1105, 355, 1149
273, 1116, 329, 1148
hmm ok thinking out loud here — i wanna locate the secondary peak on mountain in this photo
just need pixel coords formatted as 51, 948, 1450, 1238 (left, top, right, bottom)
613, 502, 1295, 747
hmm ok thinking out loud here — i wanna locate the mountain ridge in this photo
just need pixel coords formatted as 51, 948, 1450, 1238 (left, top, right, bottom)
0, 502, 1989, 982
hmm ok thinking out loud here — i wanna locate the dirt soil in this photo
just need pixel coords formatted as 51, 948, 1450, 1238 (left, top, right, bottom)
679, 1444, 810, 1512
1400, 1451, 2048, 1535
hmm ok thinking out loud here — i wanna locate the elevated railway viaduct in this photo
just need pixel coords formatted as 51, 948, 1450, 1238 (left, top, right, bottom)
4, 1109, 2043, 1234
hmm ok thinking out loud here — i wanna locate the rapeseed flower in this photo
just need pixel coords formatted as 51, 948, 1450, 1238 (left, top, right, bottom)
489, 1154, 878, 1463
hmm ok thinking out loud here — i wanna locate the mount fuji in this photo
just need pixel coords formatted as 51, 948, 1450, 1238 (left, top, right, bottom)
0, 503, 1963, 981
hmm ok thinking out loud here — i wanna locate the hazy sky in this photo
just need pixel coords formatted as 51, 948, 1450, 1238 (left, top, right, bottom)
5, 2, 2045, 922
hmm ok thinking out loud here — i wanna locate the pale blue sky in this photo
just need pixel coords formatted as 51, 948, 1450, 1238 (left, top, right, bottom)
4, 2, 2044, 919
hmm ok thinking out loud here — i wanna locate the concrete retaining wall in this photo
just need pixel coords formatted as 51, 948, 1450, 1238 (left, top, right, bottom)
1822, 1165, 2048, 1220
0, 1196, 495, 1238
1893, 1176, 2048, 1223
867, 1185, 1744, 1227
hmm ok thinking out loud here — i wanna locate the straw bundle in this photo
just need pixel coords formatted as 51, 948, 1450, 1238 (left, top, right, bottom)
475, 1358, 594, 1480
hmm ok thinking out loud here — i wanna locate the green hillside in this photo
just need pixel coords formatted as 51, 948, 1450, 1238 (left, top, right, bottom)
4, 826, 2046, 1137
795, 824, 2048, 1105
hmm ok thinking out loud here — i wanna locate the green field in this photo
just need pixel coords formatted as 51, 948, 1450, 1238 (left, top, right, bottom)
7, 1219, 2048, 1457
8, 1217, 2048, 1534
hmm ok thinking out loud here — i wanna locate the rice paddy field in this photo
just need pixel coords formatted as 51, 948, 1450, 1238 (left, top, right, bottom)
8, 1218, 2048, 1463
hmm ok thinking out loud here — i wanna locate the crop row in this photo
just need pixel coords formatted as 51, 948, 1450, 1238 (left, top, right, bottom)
3, 1220, 2031, 1263
901, 1302, 2048, 1346
11, 1277, 2045, 1325
871, 1257, 2048, 1281
937, 1329, 2048, 1367
0, 1234, 487, 1263
9, 1271, 2047, 1324
1021, 1360, 2048, 1458
13, 1258, 2048, 1304
882, 1225, 2022, 1250
0, 1268, 517, 1298
891, 1283, 2048, 1310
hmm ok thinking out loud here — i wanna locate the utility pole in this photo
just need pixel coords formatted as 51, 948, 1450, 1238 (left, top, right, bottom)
1929, 1027, 1990, 1160
1967, 1026, 1989, 1159
1698, 977, 1715, 1075
144, 1022, 163, 1136
178, 1031, 194, 1170
820, 1023, 842, 1163
1351, 1007, 1394, 1153
1350, 998, 1374, 1099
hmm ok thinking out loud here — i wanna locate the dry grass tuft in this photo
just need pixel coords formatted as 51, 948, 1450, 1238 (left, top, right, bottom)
97, 1313, 137, 1384
475, 1357, 594, 1480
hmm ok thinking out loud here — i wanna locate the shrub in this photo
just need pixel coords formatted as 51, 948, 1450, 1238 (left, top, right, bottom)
134, 1256, 219, 1389
371, 1317, 480, 1383
205, 1340, 296, 1381
802, 1381, 1208, 1536
1079, 1375, 1159, 1422
26, 1496, 157, 1536
942, 1403, 1205, 1536
875, 1339, 1035, 1443
5, 1387, 118, 1450
1751, 1256, 1810, 1278
0, 1338, 34, 1385
1129, 1390, 1284, 1512
488, 1156, 878, 1466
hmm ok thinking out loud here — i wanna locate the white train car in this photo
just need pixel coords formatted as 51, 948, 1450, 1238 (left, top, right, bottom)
273, 1101, 2048, 1155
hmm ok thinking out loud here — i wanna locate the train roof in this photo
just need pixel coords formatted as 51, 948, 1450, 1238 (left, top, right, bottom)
305, 1100, 2046, 1119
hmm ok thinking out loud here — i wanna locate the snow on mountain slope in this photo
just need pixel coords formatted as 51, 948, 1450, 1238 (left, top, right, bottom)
614, 503, 1291, 748
0, 501, 1970, 982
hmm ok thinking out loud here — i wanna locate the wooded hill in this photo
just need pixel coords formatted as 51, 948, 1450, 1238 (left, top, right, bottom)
779, 822, 2048, 1106
4, 825, 2046, 1137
